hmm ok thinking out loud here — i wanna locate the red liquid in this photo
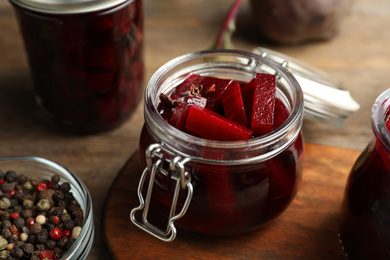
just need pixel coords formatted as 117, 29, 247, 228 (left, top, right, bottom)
339, 124, 390, 259
12, 0, 144, 133
138, 75, 304, 236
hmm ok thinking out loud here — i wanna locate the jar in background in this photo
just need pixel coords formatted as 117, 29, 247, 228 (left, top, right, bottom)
131, 49, 305, 242
339, 89, 390, 259
9, 0, 144, 133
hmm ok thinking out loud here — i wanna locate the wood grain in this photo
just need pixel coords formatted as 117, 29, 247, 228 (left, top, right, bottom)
102, 143, 360, 260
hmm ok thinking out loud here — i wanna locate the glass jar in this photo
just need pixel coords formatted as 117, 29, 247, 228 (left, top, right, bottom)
339, 89, 390, 259
9, 0, 144, 133
0, 156, 95, 259
131, 49, 305, 242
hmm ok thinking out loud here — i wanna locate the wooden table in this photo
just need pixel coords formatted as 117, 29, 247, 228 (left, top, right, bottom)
0, 0, 389, 259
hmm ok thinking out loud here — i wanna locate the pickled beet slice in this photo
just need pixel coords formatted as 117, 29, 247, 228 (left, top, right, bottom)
273, 98, 290, 130
221, 82, 248, 127
169, 96, 207, 132
249, 74, 276, 136
170, 74, 235, 113
199, 150, 236, 214
185, 105, 253, 141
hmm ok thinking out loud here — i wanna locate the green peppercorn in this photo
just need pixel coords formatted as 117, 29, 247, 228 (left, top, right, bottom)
30, 177, 39, 186
0, 235, 8, 250
0, 198, 11, 209
36, 199, 50, 211
60, 213, 71, 223
23, 181, 33, 191
23, 199, 34, 209
0, 250, 10, 259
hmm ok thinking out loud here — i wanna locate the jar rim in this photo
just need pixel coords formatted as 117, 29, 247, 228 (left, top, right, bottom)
372, 88, 390, 150
144, 49, 304, 163
9, 0, 133, 14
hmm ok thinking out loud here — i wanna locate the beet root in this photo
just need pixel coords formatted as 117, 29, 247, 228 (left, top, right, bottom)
250, 0, 354, 44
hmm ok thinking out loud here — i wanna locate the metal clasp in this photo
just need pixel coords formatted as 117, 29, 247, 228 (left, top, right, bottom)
130, 143, 193, 242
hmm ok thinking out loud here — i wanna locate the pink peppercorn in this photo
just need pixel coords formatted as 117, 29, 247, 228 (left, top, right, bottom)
39, 249, 53, 259
10, 212, 20, 220
49, 228, 62, 240
8, 190, 15, 198
27, 218, 35, 228
36, 182, 47, 192
50, 215, 60, 225
62, 230, 71, 238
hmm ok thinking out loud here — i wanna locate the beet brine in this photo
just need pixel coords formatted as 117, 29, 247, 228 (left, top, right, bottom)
159, 73, 289, 140
133, 50, 304, 241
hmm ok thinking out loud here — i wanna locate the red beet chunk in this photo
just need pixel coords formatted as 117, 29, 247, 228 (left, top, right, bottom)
221, 83, 248, 127
273, 98, 290, 130
199, 150, 236, 214
248, 73, 276, 136
185, 105, 253, 141
169, 96, 207, 132
170, 74, 234, 113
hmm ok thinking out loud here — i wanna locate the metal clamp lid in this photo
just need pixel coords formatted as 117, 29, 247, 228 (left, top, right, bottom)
130, 143, 193, 242
253, 47, 360, 126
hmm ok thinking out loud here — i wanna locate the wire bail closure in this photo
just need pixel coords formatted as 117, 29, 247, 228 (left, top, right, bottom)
130, 143, 193, 242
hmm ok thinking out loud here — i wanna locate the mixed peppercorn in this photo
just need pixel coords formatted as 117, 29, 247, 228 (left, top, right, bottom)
0, 170, 84, 259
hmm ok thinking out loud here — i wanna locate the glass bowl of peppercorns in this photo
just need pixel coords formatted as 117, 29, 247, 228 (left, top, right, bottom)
0, 156, 94, 259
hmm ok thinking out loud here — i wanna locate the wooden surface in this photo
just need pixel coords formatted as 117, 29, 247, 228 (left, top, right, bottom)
0, 0, 389, 259
102, 143, 359, 260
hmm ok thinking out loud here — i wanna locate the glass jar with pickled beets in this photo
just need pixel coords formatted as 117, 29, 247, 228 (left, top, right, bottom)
339, 89, 390, 259
131, 49, 304, 242
9, 0, 144, 133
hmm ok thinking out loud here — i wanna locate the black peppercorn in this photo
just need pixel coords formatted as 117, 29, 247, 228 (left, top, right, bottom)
45, 239, 56, 250
63, 220, 74, 230
36, 229, 49, 244
53, 246, 63, 259
1, 182, 13, 193
51, 175, 60, 184
5, 171, 17, 183
65, 238, 75, 250
57, 237, 68, 248
2, 220, 11, 229
35, 243, 45, 251
8, 234, 19, 244
27, 234, 36, 244
60, 182, 71, 193
17, 174, 28, 185
53, 190, 64, 201
21, 242, 34, 255
11, 247, 24, 258
53, 207, 63, 216
2, 229, 11, 239
13, 217, 25, 231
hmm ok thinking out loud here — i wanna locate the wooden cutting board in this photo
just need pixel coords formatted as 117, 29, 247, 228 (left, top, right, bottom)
101, 143, 360, 260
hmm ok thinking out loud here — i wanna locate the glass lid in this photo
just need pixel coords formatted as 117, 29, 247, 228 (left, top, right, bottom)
253, 47, 360, 126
